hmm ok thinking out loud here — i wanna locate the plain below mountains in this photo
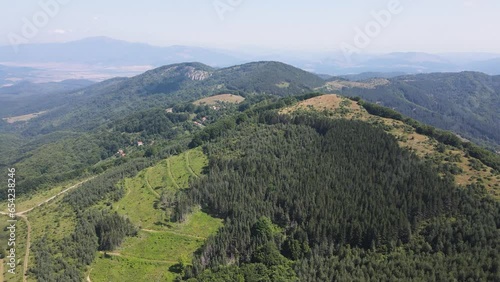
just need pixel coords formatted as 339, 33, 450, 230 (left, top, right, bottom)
2, 37, 500, 77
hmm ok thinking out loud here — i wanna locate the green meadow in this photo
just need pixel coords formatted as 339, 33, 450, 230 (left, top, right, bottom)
90, 147, 222, 281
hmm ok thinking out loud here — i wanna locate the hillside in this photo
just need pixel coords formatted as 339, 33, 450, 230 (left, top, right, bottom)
0, 61, 499, 281
210, 61, 325, 96
180, 103, 500, 281
3, 64, 499, 156
3, 64, 500, 203
0, 61, 322, 137
2, 89, 499, 281
0, 61, 326, 199
325, 72, 500, 149
0, 79, 95, 119
282, 94, 499, 199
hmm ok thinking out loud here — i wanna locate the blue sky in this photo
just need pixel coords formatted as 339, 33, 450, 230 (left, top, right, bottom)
1, 0, 499, 53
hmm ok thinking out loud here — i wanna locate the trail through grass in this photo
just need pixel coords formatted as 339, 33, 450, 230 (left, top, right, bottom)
91, 147, 221, 282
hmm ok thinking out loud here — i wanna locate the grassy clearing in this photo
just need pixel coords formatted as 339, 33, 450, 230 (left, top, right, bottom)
91, 148, 222, 281
168, 152, 194, 189
91, 255, 177, 282
186, 148, 208, 178
281, 94, 365, 120
276, 82, 290, 88
193, 94, 245, 106
3, 111, 47, 123
318, 79, 390, 92
115, 176, 162, 230
119, 230, 203, 261
147, 160, 177, 193
168, 208, 222, 239
2, 178, 86, 281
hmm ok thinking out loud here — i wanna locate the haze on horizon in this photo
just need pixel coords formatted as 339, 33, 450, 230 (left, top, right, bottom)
1, 0, 500, 54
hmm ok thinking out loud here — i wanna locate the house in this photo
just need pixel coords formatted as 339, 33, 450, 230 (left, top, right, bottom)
137, 141, 144, 146
117, 149, 126, 157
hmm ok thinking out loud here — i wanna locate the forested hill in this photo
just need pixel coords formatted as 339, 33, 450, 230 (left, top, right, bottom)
1, 61, 324, 136
2, 63, 500, 153
211, 61, 325, 95
3, 88, 499, 281
330, 71, 500, 149
182, 113, 500, 281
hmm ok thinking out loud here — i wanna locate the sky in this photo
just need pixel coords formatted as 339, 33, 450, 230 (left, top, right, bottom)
1, 0, 499, 53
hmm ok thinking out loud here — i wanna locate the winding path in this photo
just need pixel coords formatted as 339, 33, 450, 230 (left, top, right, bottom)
166, 159, 180, 189
144, 173, 160, 198
17, 178, 93, 215
185, 151, 200, 179
19, 215, 30, 282
86, 268, 93, 282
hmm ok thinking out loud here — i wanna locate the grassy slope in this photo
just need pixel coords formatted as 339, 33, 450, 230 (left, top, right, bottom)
193, 94, 245, 106
90, 147, 222, 282
283, 94, 500, 200
331, 73, 500, 149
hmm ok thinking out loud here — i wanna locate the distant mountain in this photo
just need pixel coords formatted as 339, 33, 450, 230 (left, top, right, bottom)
0, 37, 242, 67
464, 58, 500, 75
299, 52, 500, 75
210, 61, 325, 95
339, 72, 407, 81
2, 38, 500, 81
0, 79, 94, 95
0, 79, 95, 118
4, 61, 324, 135
3, 60, 499, 151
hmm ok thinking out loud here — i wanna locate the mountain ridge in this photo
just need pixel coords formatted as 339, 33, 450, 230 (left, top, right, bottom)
3, 37, 500, 77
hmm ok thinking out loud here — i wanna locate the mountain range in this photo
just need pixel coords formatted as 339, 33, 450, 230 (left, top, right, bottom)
0, 58, 499, 281
2, 61, 499, 150
1, 37, 500, 84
